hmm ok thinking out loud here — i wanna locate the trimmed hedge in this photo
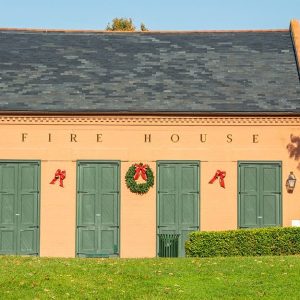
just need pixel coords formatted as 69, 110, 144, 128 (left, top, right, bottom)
185, 227, 300, 257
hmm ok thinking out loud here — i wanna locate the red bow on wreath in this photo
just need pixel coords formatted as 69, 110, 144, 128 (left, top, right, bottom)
50, 169, 66, 188
134, 164, 148, 181
209, 170, 226, 188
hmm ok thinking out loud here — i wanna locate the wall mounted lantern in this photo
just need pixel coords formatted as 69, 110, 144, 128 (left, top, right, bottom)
286, 172, 296, 193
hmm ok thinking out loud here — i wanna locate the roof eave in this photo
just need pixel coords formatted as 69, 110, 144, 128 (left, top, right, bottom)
0, 110, 299, 117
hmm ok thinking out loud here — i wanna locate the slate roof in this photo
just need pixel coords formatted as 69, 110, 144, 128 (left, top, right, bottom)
0, 29, 299, 114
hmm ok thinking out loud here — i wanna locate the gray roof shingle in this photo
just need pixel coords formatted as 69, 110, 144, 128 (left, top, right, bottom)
0, 30, 299, 113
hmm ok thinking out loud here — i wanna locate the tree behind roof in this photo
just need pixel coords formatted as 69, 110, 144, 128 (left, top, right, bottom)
106, 18, 148, 31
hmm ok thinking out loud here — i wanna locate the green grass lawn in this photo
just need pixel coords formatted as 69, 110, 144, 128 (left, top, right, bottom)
0, 256, 300, 299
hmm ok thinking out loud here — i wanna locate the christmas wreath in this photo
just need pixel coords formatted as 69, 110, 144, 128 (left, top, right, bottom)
125, 163, 154, 194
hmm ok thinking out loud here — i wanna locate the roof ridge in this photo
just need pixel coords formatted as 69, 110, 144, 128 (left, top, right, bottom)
0, 27, 289, 34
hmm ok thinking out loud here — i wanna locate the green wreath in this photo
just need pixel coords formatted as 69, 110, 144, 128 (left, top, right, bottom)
125, 163, 154, 194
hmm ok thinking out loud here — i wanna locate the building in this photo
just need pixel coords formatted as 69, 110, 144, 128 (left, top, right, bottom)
0, 20, 300, 258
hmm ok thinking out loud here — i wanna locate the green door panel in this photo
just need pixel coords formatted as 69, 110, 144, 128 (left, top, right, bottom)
159, 193, 177, 232
159, 165, 177, 191
260, 165, 281, 227
0, 164, 18, 229
0, 194, 16, 226
0, 229, 16, 254
0, 164, 18, 254
77, 162, 119, 257
78, 228, 97, 255
239, 162, 281, 228
19, 229, 38, 254
178, 164, 199, 256
77, 164, 97, 256
181, 165, 199, 193
99, 229, 117, 255
239, 165, 259, 228
240, 195, 259, 227
262, 195, 280, 226
159, 164, 178, 234
158, 162, 199, 257
0, 162, 40, 255
78, 165, 97, 227
78, 194, 96, 226
100, 165, 119, 192
18, 164, 39, 255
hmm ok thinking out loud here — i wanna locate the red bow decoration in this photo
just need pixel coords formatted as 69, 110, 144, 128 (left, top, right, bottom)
134, 164, 148, 181
209, 170, 226, 188
50, 169, 66, 188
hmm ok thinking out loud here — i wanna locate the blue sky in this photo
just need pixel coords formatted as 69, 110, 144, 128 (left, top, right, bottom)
0, 0, 299, 30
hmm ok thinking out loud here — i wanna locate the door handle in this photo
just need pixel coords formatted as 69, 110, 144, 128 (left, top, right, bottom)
109, 225, 119, 228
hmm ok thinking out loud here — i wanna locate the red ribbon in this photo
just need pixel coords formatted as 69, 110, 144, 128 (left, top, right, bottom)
209, 170, 226, 188
134, 164, 148, 181
50, 169, 66, 187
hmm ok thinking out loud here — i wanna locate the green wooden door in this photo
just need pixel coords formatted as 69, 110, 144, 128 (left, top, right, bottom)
77, 162, 119, 257
157, 162, 199, 257
0, 162, 40, 255
239, 162, 281, 228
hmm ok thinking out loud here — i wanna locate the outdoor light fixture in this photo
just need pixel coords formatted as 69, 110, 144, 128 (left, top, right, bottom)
286, 172, 296, 193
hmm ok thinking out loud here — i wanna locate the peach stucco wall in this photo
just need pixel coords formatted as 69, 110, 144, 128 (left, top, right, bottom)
0, 115, 299, 258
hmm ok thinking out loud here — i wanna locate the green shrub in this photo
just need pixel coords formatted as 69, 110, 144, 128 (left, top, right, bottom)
185, 227, 300, 257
